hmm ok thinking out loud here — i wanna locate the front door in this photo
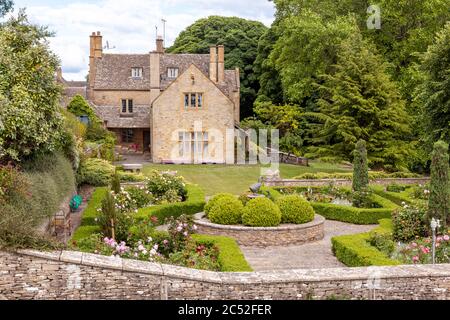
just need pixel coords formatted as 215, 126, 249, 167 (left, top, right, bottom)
143, 130, 151, 152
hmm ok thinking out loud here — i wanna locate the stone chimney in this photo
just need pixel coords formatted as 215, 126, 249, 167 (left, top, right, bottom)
56, 67, 63, 82
209, 46, 217, 83
156, 36, 164, 54
217, 45, 225, 83
88, 31, 103, 98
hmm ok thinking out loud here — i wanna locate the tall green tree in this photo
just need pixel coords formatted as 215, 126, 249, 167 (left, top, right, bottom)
253, 27, 283, 105
270, 11, 358, 105
0, 0, 13, 17
306, 30, 412, 170
168, 16, 267, 118
415, 23, 450, 149
0, 11, 63, 163
427, 140, 449, 229
352, 140, 369, 192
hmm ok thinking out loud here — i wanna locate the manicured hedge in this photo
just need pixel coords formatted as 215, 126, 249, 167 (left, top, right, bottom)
266, 187, 398, 224
331, 219, 400, 267
70, 187, 108, 243
134, 184, 205, 223
370, 185, 414, 206
193, 234, 253, 272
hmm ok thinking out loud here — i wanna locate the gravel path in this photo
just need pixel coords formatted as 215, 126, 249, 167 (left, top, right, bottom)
240, 220, 377, 271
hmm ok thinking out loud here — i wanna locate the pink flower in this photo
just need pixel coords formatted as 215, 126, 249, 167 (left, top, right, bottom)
163, 240, 169, 245
183, 231, 188, 237
176, 226, 183, 232
411, 242, 418, 248
437, 236, 443, 242
412, 256, 419, 263
444, 235, 449, 241
421, 247, 430, 254
138, 245, 145, 251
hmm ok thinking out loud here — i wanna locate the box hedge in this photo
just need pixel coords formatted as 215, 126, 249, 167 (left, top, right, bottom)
276, 195, 315, 224
331, 219, 400, 267
267, 187, 398, 224
242, 197, 281, 227
208, 197, 243, 225
134, 184, 205, 223
192, 234, 252, 272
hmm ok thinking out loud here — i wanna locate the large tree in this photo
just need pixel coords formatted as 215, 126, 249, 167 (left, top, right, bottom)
0, 0, 13, 17
0, 12, 63, 163
168, 16, 267, 119
415, 23, 450, 149
306, 30, 412, 170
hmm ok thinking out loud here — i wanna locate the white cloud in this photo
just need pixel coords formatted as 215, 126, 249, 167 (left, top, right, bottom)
8, 0, 275, 80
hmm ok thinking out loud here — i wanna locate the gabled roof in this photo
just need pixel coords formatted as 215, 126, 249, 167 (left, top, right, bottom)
94, 54, 150, 90
160, 54, 210, 89
92, 52, 239, 100
152, 63, 236, 107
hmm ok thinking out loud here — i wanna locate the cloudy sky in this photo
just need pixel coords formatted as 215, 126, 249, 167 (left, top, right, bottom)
5, 0, 275, 80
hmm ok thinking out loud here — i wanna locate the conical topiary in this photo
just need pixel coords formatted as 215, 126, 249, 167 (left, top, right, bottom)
427, 140, 449, 231
352, 139, 369, 192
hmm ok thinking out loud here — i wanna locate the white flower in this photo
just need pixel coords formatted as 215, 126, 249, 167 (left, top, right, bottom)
150, 249, 157, 256
138, 245, 145, 251
147, 237, 153, 243
142, 249, 148, 255
193, 225, 198, 231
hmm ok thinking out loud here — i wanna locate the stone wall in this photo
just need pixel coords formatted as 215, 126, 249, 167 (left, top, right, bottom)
263, 178, 431, 188
1, 250, 449, 300
194, 213, 325, 247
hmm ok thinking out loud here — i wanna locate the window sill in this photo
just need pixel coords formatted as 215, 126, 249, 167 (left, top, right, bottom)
120, 113, 135, 118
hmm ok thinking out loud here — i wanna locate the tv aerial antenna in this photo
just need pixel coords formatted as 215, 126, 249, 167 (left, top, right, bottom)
161, 18, 167, 47
103, 40, 116, 51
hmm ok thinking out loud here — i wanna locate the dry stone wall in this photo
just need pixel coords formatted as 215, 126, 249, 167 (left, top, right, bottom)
1, 250, 449, 300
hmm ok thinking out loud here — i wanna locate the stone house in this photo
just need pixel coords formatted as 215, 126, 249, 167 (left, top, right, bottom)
86, 31, 240, 164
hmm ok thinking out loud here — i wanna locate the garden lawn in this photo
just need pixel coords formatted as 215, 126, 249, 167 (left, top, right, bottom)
142, 162, 351, 196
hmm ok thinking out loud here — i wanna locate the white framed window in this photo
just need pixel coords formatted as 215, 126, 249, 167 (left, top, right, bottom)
121, 99, 133, 113
168, 67, 179, 79
178, 131, 209, 161
131, 67, 143, 78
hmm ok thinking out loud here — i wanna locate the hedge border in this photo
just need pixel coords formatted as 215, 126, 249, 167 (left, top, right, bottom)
265, 186, 398, 224
370, 185, 415, 206
192, 234, 253, 272
134, 184, 206, 223
331, 219, 401, 267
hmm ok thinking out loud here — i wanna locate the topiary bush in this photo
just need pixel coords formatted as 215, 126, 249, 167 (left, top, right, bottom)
208, 197, 244, 225
77, 158, 115, 186
241, 197, 281, 227
275, 195, 315, 224
204, 193, 236, 216
352, 139, 369, 192
427, 140, 449, 230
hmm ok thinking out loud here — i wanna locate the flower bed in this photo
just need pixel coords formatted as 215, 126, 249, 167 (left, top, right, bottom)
194, 212, 325, 247
265, 186, 398, 224
69, 179, 250, 271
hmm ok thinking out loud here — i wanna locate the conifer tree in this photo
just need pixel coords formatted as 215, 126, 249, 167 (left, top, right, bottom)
352, 140, 369, 192
427, 140, 449, 229
307, 30, 411, 170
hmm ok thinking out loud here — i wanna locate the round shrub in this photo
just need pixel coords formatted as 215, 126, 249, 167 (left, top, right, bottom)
276, 195, 315, 224
208, 197, 244, 225
205, 193, 236, 216
242, 198, 281, 227
76, 158, 115, 186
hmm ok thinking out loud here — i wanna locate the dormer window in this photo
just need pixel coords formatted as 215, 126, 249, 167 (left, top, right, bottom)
131, 67, 143, 78
168, 67, 179, 79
